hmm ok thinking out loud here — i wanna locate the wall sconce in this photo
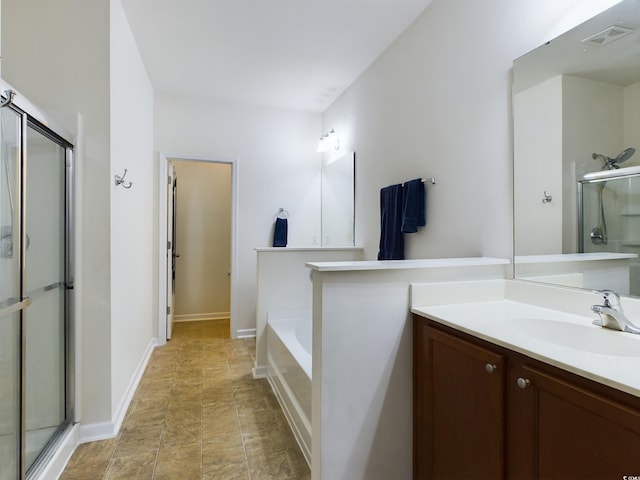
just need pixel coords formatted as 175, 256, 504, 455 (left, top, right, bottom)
317, 129, 340, 152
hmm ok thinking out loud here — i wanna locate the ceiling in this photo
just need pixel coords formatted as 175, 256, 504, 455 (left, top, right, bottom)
120, 0, 433, 113
513, 0, 640, 94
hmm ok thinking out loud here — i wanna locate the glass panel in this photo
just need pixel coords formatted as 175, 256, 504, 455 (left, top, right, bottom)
321, 151, 355, 246
1, 106, 21, 304
0, 106, 22, 480
0, 311, 21, 480
24, 125, 66, 470
580, 174, 640, 295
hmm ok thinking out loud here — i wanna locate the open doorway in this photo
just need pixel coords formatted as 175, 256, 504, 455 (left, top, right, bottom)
158, 154, 238, 342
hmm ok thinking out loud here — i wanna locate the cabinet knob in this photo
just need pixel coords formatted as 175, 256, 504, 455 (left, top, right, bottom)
485, 363, 498, 374
517, 377, 531, 389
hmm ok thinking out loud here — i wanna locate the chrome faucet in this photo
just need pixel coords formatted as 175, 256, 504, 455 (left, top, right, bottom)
591, 290, 640, 334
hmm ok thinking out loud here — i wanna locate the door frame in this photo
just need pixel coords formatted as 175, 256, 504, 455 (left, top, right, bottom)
158, 152, 238, 342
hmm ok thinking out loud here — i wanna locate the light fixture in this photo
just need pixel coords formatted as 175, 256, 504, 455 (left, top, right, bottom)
317, 128, 340, 152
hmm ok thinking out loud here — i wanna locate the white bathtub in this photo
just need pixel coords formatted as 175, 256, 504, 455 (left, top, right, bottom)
266, 309, 312, 466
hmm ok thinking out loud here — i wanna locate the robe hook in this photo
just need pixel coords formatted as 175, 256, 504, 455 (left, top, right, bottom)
115, 169, 133, 189
1, 90, 16, 108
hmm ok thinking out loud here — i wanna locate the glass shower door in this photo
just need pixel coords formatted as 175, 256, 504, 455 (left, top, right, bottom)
24, 124, 69, 471
0, 103, 23, 480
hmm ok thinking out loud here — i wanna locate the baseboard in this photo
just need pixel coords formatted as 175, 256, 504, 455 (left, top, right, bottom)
236, 327, 256, 339
252, 364, 268, 379
78, 421, 118, 443
174, 312, 230, 323
79, 337, 159, 444
111, 337, 159, 435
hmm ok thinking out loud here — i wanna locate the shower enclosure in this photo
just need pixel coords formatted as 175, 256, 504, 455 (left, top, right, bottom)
579, 165, 640, 295
0, 85, 74, 479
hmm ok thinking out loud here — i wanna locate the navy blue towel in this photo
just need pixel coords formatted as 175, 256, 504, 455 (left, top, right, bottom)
273, 217, 288, 247
401, 178, 426, 233
378, 184, 404, 260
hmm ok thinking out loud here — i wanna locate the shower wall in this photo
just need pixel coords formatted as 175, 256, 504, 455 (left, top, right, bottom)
581, 174, 640, 295
625, 81, 640, 149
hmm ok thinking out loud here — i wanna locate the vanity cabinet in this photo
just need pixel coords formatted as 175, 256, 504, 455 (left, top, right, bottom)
414, 314, 640, 480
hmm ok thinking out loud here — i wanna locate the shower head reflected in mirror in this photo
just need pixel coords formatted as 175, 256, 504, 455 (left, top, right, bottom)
593, 147, 636, 170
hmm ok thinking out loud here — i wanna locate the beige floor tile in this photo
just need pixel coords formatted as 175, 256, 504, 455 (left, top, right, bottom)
112, 426, 162, 458
202, 422, 244, 449
121, 408, 166, 431
202, 409, 239, 433
247, 450, 296, 480
59, 320, 310, 480
160, 421, 201, 448
59, 460, 111, 480
238, 408, 280, 434
242, 429, 288, 458
201, 447, 250, 479
104, 450, 157, 480
65, 438, 118, 466
202, 461, 250, 480
154, 444, 201, 480
164, 408, 201, 427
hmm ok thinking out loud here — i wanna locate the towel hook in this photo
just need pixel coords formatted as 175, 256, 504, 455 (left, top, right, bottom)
1, 90, 16, 108
276, 208, 289, 219
542, 191, 552, 204
115, 169, 133, 189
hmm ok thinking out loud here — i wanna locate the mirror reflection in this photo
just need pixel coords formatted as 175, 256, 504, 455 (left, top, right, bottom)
321, 151, 355, 246
513, 0, 640, 295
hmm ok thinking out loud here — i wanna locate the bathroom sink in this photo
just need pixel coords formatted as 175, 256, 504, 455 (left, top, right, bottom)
511, 317, 640, 357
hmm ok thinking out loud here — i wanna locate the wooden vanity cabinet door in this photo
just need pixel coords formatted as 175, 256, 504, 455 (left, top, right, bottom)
414, 319, 506, 480
509, 364, 640, 479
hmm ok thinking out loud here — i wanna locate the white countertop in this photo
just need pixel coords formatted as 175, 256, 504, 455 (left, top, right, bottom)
255, 246, 364, 252
412, 300, 640, 397
306, 256, 509, 272
515, 252, 637, 263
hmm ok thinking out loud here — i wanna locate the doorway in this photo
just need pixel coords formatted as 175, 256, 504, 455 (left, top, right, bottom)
158, 154, 238, 342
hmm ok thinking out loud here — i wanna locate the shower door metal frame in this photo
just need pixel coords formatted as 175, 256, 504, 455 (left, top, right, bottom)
1, 85, 75, 480
578, 165, 640, 253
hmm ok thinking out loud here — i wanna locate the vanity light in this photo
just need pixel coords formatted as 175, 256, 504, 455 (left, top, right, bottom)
317, 129, 340, 152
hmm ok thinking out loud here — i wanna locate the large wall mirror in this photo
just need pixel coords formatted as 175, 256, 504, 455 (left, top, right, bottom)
514, 0, 640, 295
321, 151, 355, 246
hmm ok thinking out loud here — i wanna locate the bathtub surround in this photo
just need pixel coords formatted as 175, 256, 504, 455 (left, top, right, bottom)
267, 310, 313, 465
254, 247, 364, 377
306, 257, 509, 480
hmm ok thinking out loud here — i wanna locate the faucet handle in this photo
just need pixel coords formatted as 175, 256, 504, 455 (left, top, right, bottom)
598, 289, 621, 308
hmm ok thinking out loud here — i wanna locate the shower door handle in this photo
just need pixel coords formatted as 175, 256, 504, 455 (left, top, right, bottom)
0, 297, 31, 317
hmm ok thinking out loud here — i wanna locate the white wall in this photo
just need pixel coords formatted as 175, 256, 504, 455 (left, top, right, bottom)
321, 0, 622, 263
109, 0, 155, 421
3, 0, 113, 426
514, 76, 563, 255
625, 81, 640, 149
173, 160, 231, 319
154, 95, 323, 336
2, 0, 156, 432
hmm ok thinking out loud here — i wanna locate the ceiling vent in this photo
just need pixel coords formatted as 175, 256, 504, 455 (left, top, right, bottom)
581, 25, 635, 46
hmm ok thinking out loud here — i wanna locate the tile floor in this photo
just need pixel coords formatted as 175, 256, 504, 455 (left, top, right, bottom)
60, 319, 311, 480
